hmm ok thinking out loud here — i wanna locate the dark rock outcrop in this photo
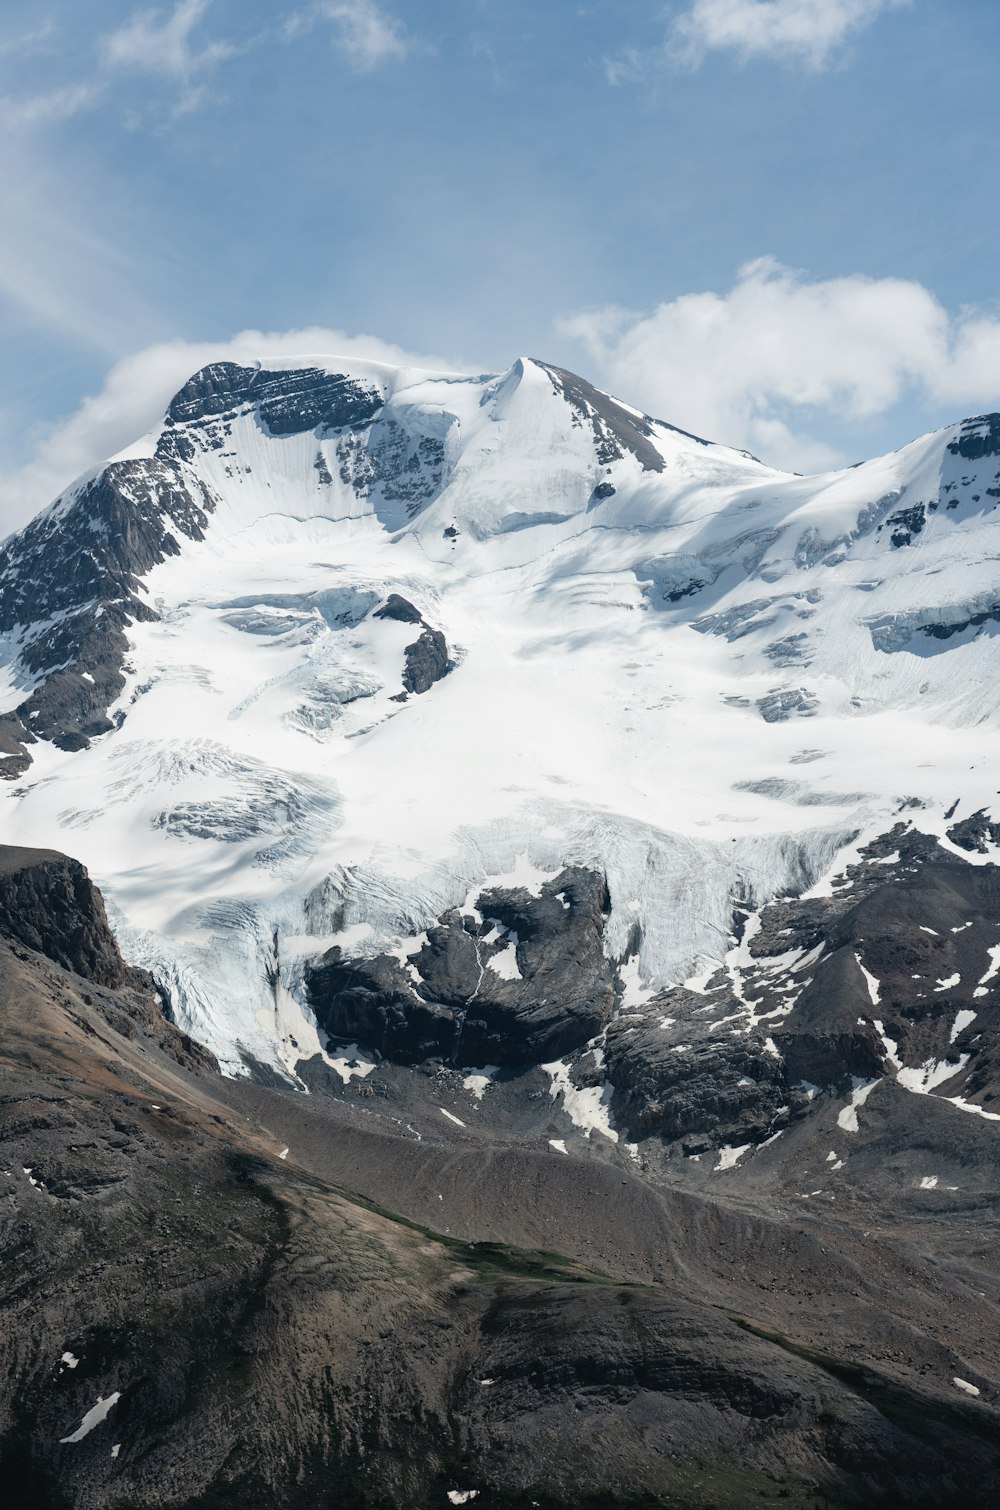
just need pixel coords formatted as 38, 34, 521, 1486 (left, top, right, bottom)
605, 1004, 794, 1150
947, 808, 1000, 853
770, 944, 889, 1086
0, 845, 130, 988
750, 826, 1000, 1109
305, 948, 458, 1062
374, 592, 425, 625
308, 867, 617, 1067
0, 844, 214, 1073
599, 826, 1000, 1158
0, 458, 219, 773
375, 593, 453, 695
164, 361, 383, 436
403, 625, 451, 694
536, 361, 668, 471
947, 412, 1000, 462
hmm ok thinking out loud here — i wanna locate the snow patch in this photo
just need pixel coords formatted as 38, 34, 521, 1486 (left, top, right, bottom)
855, 954, 881, 1006
837, 1078, 880, 1133
618, 953, 655, 1009
897, 1055, 968, 1095
60, 1392, 121, 1443
873, 1019, 902, 1070
325, 1043, 377, 1085
543, 1059, 618, 1143
462, 1066, 498, 1102
977, 944, 1000, 988
485, 939, 521, 981
715, 1143, 751, 1172
945, 1096, 1000, 1123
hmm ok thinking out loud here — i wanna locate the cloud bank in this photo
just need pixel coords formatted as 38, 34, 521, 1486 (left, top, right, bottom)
560, 258, 1000, 472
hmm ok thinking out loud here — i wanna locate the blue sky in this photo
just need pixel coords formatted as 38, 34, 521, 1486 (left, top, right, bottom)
1, 0, 999, 525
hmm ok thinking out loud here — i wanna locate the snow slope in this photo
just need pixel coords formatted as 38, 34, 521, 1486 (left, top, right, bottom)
2, 355, 999, 1078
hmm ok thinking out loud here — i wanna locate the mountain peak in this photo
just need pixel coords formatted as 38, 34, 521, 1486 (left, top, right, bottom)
2, 349, 1000, 1094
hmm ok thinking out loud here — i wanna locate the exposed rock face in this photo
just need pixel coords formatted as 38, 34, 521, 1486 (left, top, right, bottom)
374, 592, 424, 626
375, 593, 453, 695
402, 624, 451, 694
303, 825, 1000, 1166
0, 844, 213, 1070
572, 827, 1000, 1161
605, 1005, 795, 1153
947, 808, 1000, 853
947, 411, 1000, 461
756, 686, 819, 721
308, 867, 617, 1066
0, 458, 218, 773
162, 361, 384, 436
536, 360, 669, 472
750, 826, 1000, 1110
0, 846, 130, 988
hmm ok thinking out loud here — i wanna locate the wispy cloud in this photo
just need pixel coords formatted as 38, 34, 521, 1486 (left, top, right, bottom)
0, 83, 100, 130
602, 48, 643, 87
288, 1, 411, 73
561, 257, 1000, 472
102, 0, 238, 112
667, 0, 911, 71
0, 140, 160, 359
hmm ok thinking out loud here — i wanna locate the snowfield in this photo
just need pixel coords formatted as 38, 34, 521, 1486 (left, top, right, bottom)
3, 354, 1000, 1080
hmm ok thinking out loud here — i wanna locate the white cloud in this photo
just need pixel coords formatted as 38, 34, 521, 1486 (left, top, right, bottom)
289, 1, 410, 72
102, 0, 237, 110
0, 83, 100, 130
559, 258, 1000, 472
669, 0, 910, 70
0, 327, 464, 537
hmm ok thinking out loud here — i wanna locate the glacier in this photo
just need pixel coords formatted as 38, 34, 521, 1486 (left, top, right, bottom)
2, 353, 1000, 1080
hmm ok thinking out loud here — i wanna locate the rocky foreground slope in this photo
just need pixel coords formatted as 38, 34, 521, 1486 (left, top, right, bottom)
1, 843, 999, 1509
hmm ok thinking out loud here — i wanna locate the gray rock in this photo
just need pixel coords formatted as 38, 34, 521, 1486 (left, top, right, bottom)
164, 361, 383, 435
756, 687, 819, 721
308, 867, 618, 1067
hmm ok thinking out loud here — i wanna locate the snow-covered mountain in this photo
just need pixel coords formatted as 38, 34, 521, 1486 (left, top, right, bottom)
2, 353, 999, 1145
